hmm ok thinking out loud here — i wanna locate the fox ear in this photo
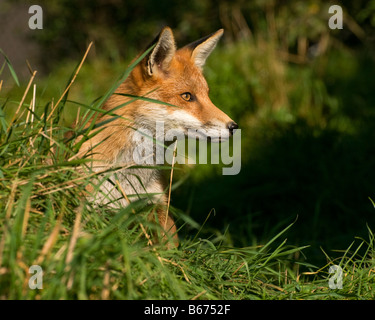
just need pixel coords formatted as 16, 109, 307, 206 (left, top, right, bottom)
146, 27, 176, 76
186, 29, 224, 69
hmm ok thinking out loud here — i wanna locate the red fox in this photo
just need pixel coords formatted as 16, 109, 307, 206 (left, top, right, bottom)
78, 27, 238, 247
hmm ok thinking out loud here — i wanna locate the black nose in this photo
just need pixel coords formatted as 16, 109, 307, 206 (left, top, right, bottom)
227, 121, 239, 135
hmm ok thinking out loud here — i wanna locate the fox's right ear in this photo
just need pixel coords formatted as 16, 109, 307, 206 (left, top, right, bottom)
185, 29, 224, 69
145, 27, 176, 76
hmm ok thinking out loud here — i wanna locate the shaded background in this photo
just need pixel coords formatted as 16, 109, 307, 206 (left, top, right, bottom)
1, 0, 375, 264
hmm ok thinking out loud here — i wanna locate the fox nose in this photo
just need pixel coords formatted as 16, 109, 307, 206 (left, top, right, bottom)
227, 121, 239, 135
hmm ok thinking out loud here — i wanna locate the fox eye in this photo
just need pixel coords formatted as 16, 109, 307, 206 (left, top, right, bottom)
180, 92, 194, 102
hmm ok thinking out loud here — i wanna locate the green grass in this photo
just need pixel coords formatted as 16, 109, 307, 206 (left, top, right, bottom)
1, 41, 375, 300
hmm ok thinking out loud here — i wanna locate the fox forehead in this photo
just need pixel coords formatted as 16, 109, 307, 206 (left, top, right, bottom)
163, 51, 209, 93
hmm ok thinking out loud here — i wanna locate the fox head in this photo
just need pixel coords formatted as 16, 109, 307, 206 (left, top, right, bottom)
118, 27, 238, 142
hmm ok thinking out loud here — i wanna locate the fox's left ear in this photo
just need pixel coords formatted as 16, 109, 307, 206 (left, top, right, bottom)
185, 29, 224, 69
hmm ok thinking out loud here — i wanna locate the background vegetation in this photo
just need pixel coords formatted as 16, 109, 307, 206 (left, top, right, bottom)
1, 0, 375, 299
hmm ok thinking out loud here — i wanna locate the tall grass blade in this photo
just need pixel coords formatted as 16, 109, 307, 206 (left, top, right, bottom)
0, 49, 20, 86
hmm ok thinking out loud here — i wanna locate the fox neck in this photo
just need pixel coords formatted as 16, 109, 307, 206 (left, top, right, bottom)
90, 117, 169, 172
